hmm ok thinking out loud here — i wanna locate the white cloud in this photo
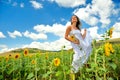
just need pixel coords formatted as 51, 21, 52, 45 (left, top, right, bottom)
0, 32, 6, 38
33, 23, 67, 37
0, 44, 8, 53
30, 1, 43, 9
20, 3, 24, 8
49, 0, 86, 8
0, 48, 8, 54
23, 30, 47, 40
73, 7, 99, 26
22, 38, 71, 51
0, 44, 22, 53
8, 30, 22, 38
23, 22, 70, 40
87, 26, 103, 40
0, 47, 19, 54
91, 0, 114, 25
73, 0, 116, 27
112, 7, 120, 15
112, 22, 120, 38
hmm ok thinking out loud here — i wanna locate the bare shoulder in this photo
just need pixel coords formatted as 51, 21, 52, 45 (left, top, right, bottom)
66, 25, 71, 31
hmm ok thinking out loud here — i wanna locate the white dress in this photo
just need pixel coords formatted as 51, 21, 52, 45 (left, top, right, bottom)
70, 29, 92, 73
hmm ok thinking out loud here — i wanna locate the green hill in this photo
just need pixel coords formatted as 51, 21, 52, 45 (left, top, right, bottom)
0, 48, 56, 57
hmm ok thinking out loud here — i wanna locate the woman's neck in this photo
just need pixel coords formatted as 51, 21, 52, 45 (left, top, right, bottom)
71, 22, 80, 30
72, 22, 76, 27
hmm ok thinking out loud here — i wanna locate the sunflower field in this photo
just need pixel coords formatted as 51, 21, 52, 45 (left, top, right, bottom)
0, 27, 120, 80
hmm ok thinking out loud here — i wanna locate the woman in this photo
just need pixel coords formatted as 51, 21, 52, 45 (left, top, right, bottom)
65, 15, 92, 73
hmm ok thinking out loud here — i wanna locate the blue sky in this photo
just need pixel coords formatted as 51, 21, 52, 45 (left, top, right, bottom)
0, 0, 120, 53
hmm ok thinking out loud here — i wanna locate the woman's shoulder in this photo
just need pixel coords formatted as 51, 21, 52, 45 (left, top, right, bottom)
67, 25, 72, 28
66, 25, 72, 30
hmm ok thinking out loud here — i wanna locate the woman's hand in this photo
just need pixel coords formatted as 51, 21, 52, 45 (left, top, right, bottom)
72, 39, 80, 44
69, 34, 80, 44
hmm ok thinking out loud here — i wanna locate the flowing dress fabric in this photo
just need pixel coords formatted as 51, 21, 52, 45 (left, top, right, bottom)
70, 30, 92, 73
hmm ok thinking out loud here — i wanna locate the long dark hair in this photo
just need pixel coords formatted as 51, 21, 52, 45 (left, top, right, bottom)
71, 15, 81, 30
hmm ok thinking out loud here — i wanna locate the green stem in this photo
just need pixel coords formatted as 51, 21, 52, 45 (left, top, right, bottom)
103, 53, 106, 80
64, 71, 66, 80
44, 57, 47, 80
20, 57, 22, 80
49, 61, 53, 80
35, 56, 37, 80
94, 50, 98, 80
93, 40, 98, 79
2, 58, 4, 79
13, 59, 14, 80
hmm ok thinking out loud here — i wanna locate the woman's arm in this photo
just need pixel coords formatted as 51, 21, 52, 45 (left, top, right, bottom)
65, 26, 72, 41
65, 26, 79, 44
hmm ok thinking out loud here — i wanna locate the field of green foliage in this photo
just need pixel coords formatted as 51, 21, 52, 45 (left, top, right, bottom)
0, 41, 120, 80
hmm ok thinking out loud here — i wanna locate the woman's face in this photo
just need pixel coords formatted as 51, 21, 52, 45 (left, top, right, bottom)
71, 15, 78, 24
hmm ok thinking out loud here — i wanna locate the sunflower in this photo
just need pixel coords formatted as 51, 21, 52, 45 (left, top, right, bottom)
31, 60, 36, 64
104, 42, 114, 56
9, 54, 12, 57
53, 58, 60, 67
109, 27, 114, 38
5, 56, 9, 62
104, 43, 110, 56
24, 48, 29, 56
109, 44, 114, 53
45, 52, 48, 59
105, 49, 110, 56
69, 34, 76, 41
29, 54, 33, 58
14, 53, 20, 59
